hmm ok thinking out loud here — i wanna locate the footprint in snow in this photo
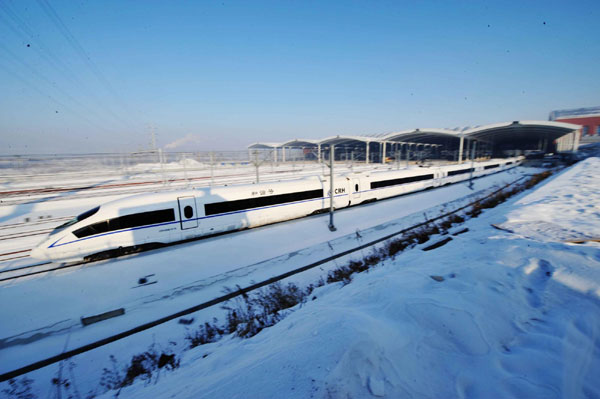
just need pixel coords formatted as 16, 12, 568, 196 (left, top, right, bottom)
523, 259, 554, 308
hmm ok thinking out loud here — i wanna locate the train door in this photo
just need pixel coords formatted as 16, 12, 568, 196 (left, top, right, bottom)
433, 170, 443, 187
177, 196, 198, 230
352, 178, 361, 199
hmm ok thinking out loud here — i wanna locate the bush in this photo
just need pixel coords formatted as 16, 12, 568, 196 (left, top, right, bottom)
363, 253, 381, 268
448, 213, 465, 224
327, 265, 354, 284
411, 226, 432, 244
100, 346, 180, 390
221, 282, 308, 339
186, 320, 223, 348
2, 378, 35, 399
121, 352, 156, 387
385, 238, 412, 258
439, 218, 453, 231
467, 201, 482, 217
524, 171, 552, 188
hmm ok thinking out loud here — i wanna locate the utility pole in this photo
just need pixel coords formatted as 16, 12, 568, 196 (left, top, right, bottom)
255, 152, 260, 183
458, 133, 464, 164
209, 151, 215, 186
468, 140, 477, 189
150, 128, 157, 151
158, 148, 166, 185
149, 126, 159, 163
182, 154, 189, 187
328, 145, 336, 232
251, 151, 265, 183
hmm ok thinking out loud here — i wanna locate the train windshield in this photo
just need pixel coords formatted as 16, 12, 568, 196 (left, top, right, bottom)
50, 206, 100, 236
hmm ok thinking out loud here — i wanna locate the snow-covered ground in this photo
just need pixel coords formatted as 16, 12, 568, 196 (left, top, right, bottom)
0, 168, 527, 372
1, 159, 599, 398
108, 158, 598, 398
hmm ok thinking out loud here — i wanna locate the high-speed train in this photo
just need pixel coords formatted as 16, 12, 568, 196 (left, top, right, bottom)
31, 157, 522, 261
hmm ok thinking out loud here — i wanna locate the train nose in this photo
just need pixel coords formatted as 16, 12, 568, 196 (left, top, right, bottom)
30, 245, 48, 260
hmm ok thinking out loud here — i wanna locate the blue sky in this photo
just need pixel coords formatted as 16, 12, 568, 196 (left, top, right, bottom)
1, 0, 599, 154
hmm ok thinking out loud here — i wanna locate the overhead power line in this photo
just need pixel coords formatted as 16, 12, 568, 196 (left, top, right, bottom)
35, 0, 143, 128
0, 61, 112, 133
0, 1, 142, 131
0, 42, 114, 129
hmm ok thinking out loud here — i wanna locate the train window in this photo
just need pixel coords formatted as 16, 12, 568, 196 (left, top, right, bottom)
111, 209, 175, 230
370, 174, 433, 190
73, 208, 175, 238
355, 184, 359, 191
50, 206, 100, 236
77, 206, 101, 221
447, 168, 473, 176
506, 161, 513, 165
73, 220, 109, 238
484, 164, 499, 170
205, 188, 324, 216
184, 206, 194, 219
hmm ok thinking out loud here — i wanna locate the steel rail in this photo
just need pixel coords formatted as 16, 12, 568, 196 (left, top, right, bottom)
0, 217, 72, 231
0, 229, 53, 241
0, 260, 82, 283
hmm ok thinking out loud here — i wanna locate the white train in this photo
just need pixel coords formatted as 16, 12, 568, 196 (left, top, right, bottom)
31, 157, 522, 261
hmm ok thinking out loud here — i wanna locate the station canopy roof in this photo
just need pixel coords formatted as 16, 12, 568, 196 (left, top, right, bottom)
247, 121, 579, 150
463, 121, 580, 146
279, 139, 320, 147
319, 135, 377, 146
247, 142, 282, 149
381, 128, 462, 144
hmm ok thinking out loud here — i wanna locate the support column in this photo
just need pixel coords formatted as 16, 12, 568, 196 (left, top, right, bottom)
543, 137, 548, 153
282, 147, 286, 162
365, 142, 369, 165
318, 144, 321, 162
382, 141, 386, 164
573, 130, 581, 152
468, 140, 477, 189
458, 134, 464, 164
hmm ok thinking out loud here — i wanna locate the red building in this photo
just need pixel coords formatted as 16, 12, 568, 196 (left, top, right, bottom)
549, 107, 600, 143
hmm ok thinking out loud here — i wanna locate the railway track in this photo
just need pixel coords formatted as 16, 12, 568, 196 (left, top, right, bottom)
0, 260, 58, 282
0, 174, 218, 197
0, 249, 32, 262
0, 164, 379, 206
0, 172, 289, 206
0, 217, 71, 263
0, 216, 71, 231
0, 228, 53, 241
0, 167, 312, 199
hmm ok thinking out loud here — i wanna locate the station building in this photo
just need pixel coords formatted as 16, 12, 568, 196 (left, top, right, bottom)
549, 106, 600, 144
248, 120, 580, 164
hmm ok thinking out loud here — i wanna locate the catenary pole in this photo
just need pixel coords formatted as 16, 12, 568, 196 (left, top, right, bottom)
329, 145, 336, 231
468, 140, 477, 189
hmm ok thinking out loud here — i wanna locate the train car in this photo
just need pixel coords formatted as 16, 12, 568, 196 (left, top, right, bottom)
353, 167, 444, 202
31, 157, 522, 261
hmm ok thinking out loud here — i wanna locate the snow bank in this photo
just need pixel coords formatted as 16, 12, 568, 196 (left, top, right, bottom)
498, 157, 600, 242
